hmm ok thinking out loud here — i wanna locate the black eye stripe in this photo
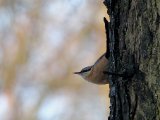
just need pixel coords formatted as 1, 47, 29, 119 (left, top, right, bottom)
81, 66, 92, 72
82, 69, 90, 72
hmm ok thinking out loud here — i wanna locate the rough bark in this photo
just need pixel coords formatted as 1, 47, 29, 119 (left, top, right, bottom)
103, 0, 160, 120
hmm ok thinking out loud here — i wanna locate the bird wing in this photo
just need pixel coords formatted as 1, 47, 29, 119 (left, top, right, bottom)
94, 53, 106, 66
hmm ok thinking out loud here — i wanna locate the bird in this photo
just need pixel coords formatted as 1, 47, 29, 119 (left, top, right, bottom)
74, 17, 110, 84
74, 53, 109, 84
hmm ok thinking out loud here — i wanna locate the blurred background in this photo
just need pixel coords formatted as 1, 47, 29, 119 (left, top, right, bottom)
0, 0, 110, 120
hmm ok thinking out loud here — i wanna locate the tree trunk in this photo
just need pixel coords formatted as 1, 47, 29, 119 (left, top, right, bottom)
103, 0, 160, 120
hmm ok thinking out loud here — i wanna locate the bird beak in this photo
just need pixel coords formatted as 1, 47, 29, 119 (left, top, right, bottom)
74, 72, 81, 74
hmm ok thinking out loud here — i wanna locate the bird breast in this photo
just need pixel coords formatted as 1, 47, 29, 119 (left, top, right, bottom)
87, 56, 109, 84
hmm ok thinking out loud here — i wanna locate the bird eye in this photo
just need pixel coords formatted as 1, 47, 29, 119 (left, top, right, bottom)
81, 66, 91, 72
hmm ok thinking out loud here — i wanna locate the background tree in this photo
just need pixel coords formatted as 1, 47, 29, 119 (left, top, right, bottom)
0, 1, 109, 120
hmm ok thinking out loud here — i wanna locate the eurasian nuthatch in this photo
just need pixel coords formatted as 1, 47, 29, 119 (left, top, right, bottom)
74, 53, 109, 84
74, 17, 110, 84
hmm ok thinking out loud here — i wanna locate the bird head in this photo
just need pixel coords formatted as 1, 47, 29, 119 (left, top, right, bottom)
74, 66, 92, 79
